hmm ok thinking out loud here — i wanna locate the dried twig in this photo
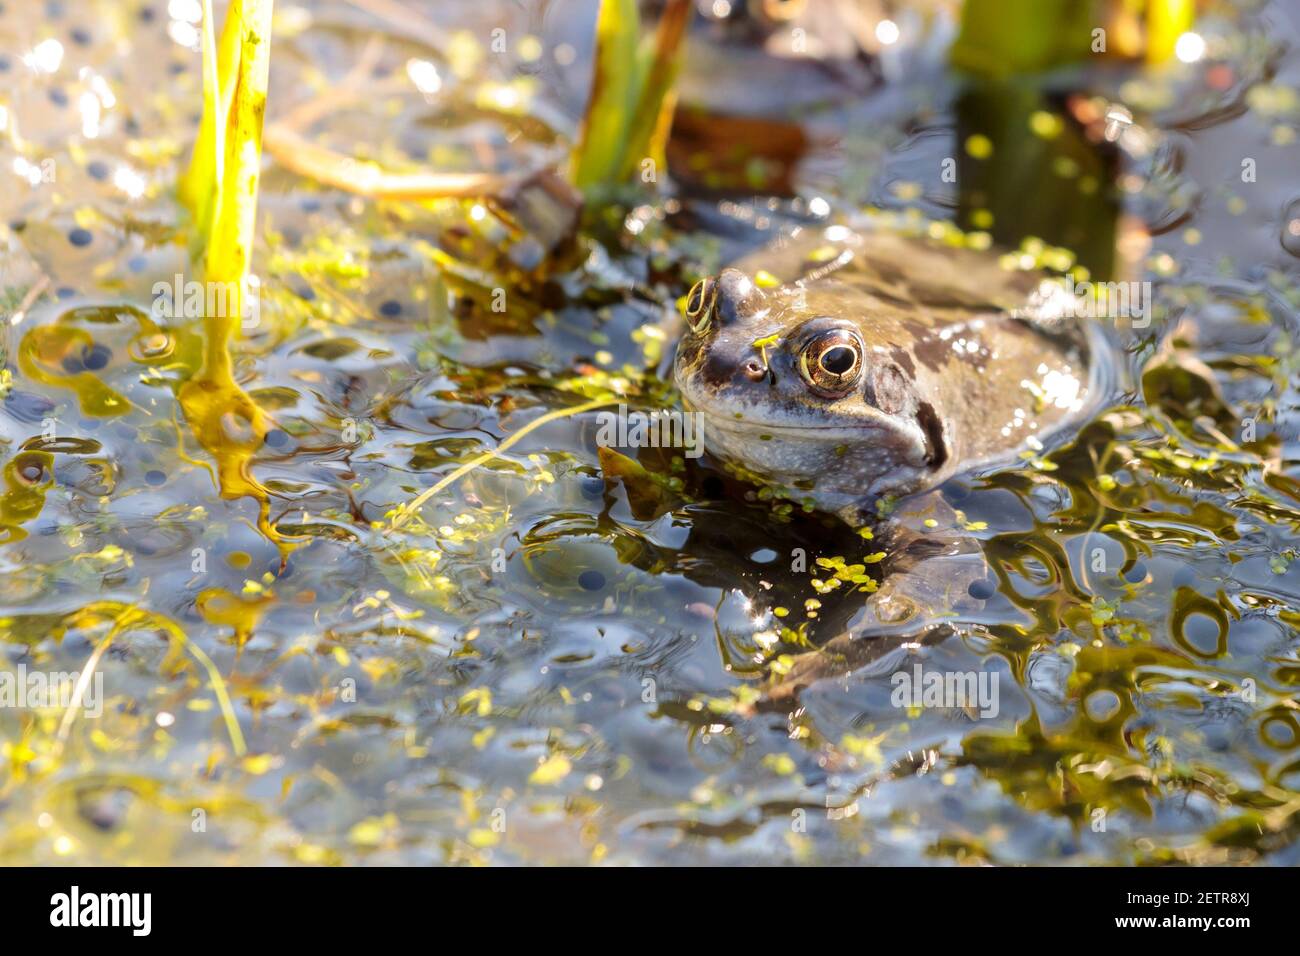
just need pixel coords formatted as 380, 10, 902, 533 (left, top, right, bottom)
264, 125, 530, 200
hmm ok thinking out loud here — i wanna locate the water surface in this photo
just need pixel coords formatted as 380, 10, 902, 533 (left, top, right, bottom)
1, 0, 1299, 864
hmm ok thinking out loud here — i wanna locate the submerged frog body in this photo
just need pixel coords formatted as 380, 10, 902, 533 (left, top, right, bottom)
674, 224, 1112, 519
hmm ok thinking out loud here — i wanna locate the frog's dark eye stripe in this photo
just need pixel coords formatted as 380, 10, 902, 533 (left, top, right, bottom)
799, 328, 863, 396
684, 278, 717, 333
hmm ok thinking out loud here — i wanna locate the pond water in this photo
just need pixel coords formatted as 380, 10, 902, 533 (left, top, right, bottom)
1, 0, 1299, 864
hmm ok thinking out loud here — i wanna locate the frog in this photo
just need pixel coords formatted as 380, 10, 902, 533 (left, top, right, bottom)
672, 221, 1120, 707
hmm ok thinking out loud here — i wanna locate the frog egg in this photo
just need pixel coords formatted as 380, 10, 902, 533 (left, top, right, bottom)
130, 330, 174, 361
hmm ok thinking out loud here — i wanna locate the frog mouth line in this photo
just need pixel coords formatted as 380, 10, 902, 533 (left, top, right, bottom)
690, 410, 894, 435
708, 419, 871, 432
676, 373, 906, 437
678, 394, 886, 433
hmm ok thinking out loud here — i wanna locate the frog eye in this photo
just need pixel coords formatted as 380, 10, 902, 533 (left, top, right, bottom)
799, 329, 863, 396
684, 278, 717, 333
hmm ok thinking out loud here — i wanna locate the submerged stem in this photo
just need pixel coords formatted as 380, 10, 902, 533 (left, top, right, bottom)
56, 604, 247, 758
389, 396, 618, 531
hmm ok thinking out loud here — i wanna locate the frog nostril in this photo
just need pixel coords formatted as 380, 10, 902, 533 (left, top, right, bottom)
741, 358, 766, 382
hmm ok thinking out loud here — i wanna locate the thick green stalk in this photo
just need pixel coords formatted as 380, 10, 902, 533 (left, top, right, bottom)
176, 0, 284, 554
569, 0, 689, 194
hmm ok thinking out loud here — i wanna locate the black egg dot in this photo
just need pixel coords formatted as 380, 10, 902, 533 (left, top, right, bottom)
379, 300, 402, 318
821, 346, 855, 375
299, 196, 321, 213
578, 569, 605, 591
144, 469, 166, 486
61, 352, 87, 373
944, 482, 971, 502
82, 344, 111, 370
56, 286, 76, 300
0, 56, 11, 72
264, 429, 289, 448
87, 160, 109, 181
139, 6, 155, 23
68, 227, 93, 247
968, 578, 996, 600
580, 476, 605, 498
9, 219, 26, 232
127, 255, 147, 273
71, 27, 92, 46
48, 88, 69, 107
295, 285, 315, 301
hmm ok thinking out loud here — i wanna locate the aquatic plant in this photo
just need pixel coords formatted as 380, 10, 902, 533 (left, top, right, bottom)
952, 0, 1196, 75
569, 0, 691, 197
179, 0, 274, 287
388, 395, 619, 532
176, 0, 284, 553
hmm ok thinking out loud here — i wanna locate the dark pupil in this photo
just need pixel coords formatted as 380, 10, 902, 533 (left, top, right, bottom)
820, 346, 855, 375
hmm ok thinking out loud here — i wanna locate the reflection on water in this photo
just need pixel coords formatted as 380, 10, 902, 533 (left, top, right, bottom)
1, 0, 1299, 864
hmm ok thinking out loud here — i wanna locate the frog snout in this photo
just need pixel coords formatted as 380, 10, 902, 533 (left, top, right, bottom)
713, 268, 768, 326
697, 349, 772, 390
